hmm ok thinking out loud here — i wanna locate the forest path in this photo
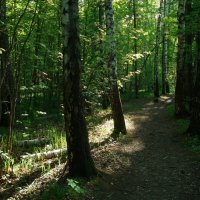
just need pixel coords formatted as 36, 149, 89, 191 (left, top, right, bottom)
91, 96, 200, 200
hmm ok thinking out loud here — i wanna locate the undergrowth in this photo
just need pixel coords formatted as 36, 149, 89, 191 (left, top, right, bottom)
186, 136, 200, 153
39, 179, 87, 200
0, 126, 66, 176
166, 104, 200, 153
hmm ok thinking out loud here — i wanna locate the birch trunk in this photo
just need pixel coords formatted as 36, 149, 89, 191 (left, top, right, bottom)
62, 0, 96, 178
21, 148, 67, 161
105, 0, 126, 136
16, 138, 50, 147
133, 0, 138, 98
154, 0, 163, 102
98, 0, 110, 109
162, 0, 169, 95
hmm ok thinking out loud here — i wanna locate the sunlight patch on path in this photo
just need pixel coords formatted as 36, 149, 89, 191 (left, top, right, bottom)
89, 116, 135, 144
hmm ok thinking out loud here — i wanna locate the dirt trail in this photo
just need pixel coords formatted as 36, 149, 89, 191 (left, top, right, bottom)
92, 96, 200, 200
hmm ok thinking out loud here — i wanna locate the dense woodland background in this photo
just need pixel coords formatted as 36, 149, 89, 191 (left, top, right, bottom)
0, 0, 200, 199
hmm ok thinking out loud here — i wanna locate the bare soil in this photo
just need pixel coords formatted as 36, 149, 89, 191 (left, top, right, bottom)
90, 96, 200, 200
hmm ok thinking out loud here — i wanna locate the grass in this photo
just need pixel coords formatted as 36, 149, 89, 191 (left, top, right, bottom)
165, 104, 200, 153
166, 104, 175, 118
0, 125, 66, 176
186, 136, 200, 153
39, 179, 87, 200
165, 104, 190, 133
121, 90, 153, 102
40, 182, 67, 200
176, 119, 190, 134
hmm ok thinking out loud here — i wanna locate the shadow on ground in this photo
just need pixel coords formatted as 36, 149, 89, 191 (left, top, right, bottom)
91, 96, 200, 200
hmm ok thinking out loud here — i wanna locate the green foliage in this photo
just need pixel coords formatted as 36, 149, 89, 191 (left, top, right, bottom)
176, 119, 190, 134
40, 182, 67, 200
19, 158, 34, 172
40, 179, 86, 200
166, 104, 175, 118
166, 104, 189, 133
186, 136, 200, 153
121, 91, 135, 102
117, 132, 125, 142
0, 127, 7, 135
0, 151, 14, 173
3, 0, 179, 144
67, 179, 86, 196
47, 128, 66, 150
165, 105, 190, 134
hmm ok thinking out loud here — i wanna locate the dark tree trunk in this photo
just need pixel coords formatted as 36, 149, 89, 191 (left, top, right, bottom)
105, 0, 127, 136
187, 11, 200, 136
184, 0, 193, 109
0, 0, 10, 128
61, 0, 96, 178
166, 81, 170, 93
175, 0, 189, 117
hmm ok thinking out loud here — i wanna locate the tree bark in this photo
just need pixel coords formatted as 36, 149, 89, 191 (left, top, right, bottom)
133, 0, 138, 98
16, 138, 50, 147
98, 0, 110, 109
162, 0, 169, 95
21, 148, 67, 161
187, 10, 200, 136
175, 0, 189, 117
105, 0, 127, 136
62, 0, 96, 178
154, 0, 163, 102
0, 0, 10, 128
184, 0, 193, 108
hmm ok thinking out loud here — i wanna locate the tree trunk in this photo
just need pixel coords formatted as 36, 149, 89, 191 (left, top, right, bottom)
105, 0, 127, 136
16, 138, 50, 147
32, 3, 43, 108
98, 0, 110, 109
184, 0, 193, 109
21, 148, 67, 161
154, 0, 163, 102
0, 0, 10, 128
162, 0, 169, 95
187, 11, 200, 136
61, 0, 96, 178
175, 0, 189, 117
133, 0, 138, 98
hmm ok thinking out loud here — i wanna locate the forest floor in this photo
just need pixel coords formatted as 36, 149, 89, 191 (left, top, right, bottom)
89, 95, 200, 200
1, 95, 200, 200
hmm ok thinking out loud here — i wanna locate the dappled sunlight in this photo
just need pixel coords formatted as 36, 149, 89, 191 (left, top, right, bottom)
89, 119, 113, 144
89, 114, 136, 144
5, 164, 64, 200
145, 101, 155, 106
0, 0, 198, 196
125, 113, 151, 124
160, 95, 172, 101
121, 138, 146, 154
91, 96, 200, 200
93, 133, 146, 176
124, 116, 135, 133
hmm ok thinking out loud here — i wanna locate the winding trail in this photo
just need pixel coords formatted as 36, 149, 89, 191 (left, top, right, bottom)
92, 96, 200, 200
